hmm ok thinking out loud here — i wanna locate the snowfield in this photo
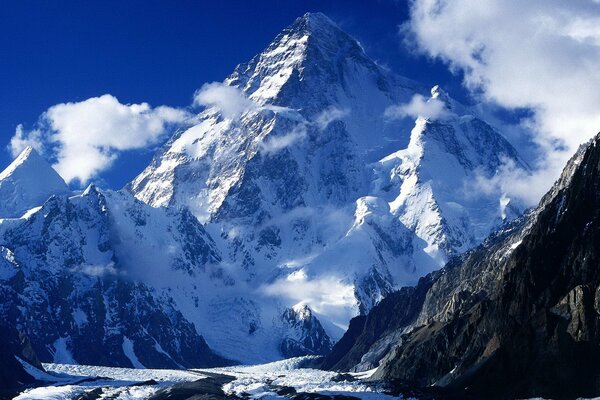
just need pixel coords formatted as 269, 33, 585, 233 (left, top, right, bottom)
198, 357, 395, 399
15, 362, 206, 400
15, 357, 397, 400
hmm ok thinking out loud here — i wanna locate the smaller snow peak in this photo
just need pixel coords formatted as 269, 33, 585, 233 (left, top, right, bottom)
430, 85, 451, 108
0, 144, 70, 217
291, 303, 313, 320
0, 145, 50, 180
82, 183, 99, 197
16, 145, 34, 159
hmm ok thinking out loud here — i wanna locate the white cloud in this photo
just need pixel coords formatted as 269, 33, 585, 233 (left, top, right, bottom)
472, 156, 556, 207
314, 106, 349, 130
405, 0, 600, 201
9, 124, 44, 157
384, 94, 451, 121
260, 270, 356, 317
260, 124, 307, 155
12, 95, 189, 184
193, 82, 257, 118
78, 262, 121, 277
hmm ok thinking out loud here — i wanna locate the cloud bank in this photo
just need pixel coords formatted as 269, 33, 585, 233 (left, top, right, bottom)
11, 95, 189, 184
405, 0, 600, 203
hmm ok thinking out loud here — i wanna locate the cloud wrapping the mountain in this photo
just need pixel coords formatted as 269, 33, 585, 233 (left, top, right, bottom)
194, 82, 257, 118
260, 124, 307, 154
9, 125, 44, 157
261, 269, 357, 319
384, 94, 450, 121
314, 106, 349, 130
405, 0, 600, 203
11, 95, 189, 184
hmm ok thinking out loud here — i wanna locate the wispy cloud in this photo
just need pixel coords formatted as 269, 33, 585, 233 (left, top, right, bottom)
78, 262, 121, 277
384, 94, 450, 121
193, 82, 258, 118
259, 124, 307, 155
259, 106, 350, 155
314, 106, 349, 131
260, 269, 356, 316
9, 125, 44, 157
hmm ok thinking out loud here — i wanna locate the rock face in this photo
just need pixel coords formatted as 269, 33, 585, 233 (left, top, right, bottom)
280, 305, 332, 358
326, 134, 600, 399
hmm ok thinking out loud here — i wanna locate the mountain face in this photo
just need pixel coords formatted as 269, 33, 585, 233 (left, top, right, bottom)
1, 12, 529, 368
0, 146, 70, 218
128, 12, 527, 333
0, 186, 230, 369
325, 134, 600, 399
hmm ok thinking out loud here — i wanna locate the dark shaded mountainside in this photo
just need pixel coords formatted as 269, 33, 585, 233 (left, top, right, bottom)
0, 325, 42, 399
324, 132, 600, 399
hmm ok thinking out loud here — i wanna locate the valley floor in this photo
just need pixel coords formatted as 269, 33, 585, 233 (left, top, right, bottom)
14, 357, 395, 400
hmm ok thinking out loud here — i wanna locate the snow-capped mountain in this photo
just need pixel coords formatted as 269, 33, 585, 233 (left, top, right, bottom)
374, 86, 528, 269
325, 133, 600, 399
0, 186, 230, 368
1, 12, 530, 368
0, 146, 70, 217
0, 182, 333, 367
129, 13, 527, 324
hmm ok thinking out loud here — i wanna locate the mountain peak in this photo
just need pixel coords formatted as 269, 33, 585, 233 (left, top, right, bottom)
295, 12, 339, 33
0, 146, 69, 217
0, 146, 44, 180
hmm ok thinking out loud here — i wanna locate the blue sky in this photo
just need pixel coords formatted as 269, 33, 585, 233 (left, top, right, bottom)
0, 0, 463, 188
2, 0, 600, 204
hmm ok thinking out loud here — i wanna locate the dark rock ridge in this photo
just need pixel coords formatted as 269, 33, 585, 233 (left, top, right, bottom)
326, 133, 600, 399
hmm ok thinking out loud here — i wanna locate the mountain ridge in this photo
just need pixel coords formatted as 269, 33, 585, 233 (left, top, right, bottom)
325, 132, 600, 399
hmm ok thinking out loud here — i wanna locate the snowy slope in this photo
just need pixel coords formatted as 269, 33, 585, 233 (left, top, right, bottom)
0, 183, 333, 366
0, 146, 69, 217
373, 86, 529, 272
16, 359, 393, 400
2, 12, 530, 367
0, 186, 230, 369
128, 12, 529, 339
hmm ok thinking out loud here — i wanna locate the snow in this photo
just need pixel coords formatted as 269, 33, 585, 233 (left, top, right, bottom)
0, 146, 70, 218
44, 363, 204, 382
16, 359, 394, 400
72, 308, 88, 328
200, 357, 396, 400
15, 363, 207, 400
0, 12, 530, 369
122, 336, 146, 369
51, 338, 77, 364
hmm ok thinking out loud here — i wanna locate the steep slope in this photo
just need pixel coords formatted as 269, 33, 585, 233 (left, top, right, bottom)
129, 12, 528, 326
0, 146, 69, 217
327, 134, 600, 399
375, 87, 528, 266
